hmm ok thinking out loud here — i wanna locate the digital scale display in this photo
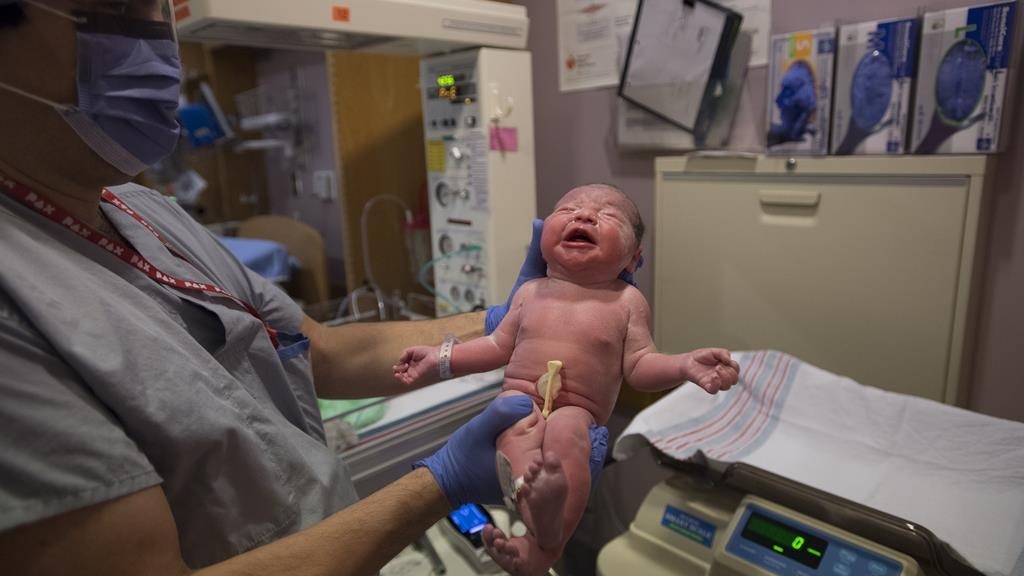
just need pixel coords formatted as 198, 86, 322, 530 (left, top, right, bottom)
741, 512, 829, 569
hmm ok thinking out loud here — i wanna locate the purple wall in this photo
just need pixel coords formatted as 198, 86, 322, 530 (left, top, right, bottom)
517, 0, 1024, 421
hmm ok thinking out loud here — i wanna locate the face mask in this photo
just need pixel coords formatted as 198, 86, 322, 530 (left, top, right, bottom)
0, 1, 182, 175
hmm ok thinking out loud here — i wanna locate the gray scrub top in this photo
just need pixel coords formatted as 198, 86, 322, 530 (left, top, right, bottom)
0, 183, 358, 568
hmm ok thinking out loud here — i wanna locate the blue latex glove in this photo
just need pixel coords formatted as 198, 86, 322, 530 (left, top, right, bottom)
768, 60, 816, 146
485, 219, 546, 335
485, 219, 643, 333
416, 395, 535, 507
416, 396, 611, 507
589, 424, 609, 492
619, 254, 643, 287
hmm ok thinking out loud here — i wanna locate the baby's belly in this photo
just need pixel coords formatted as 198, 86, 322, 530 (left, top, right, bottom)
502, 377, 605, 424
504, 341, 622, 424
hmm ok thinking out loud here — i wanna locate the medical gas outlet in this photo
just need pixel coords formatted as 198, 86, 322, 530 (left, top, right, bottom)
420, 48, 536, 317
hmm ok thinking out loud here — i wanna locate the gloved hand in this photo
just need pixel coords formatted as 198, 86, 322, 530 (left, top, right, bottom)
589, 424, 609, 491
417, 396, 612, 507
485, 219, 546, 334
416, 395, 534, 507
618, 254, 643, 287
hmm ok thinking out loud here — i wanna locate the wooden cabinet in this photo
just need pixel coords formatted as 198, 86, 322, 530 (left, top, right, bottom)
653, 155, 994, 405
178, 42, 268, 223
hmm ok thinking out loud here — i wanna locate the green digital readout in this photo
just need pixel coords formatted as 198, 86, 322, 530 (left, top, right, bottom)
436, 74, 458, 100
741, 512, 829, 569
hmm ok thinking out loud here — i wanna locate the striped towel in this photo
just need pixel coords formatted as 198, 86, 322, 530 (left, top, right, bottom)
613, 350, 1024, 576
643, 349, 799, 461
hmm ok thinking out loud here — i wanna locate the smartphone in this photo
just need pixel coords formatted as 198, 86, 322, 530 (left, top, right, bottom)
445, 503, 493, 548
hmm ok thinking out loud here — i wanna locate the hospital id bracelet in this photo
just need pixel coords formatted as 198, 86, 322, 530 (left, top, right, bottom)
439, 334, 457, 380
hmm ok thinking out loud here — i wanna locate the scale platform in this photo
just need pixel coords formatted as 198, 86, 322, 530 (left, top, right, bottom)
597, 446, 982, 576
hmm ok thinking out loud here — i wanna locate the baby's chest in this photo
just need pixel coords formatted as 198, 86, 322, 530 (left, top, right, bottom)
520, 300, 628, 347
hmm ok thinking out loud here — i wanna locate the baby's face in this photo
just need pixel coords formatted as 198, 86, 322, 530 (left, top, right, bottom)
540, 186, 641, 283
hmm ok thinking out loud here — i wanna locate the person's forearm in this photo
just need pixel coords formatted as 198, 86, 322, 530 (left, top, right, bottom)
194, 468, 450, 576
307, 311, 486, 398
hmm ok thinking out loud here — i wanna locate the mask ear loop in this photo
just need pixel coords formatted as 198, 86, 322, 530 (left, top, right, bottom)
0, 79, 72, 112
0, 0, 78, 112
22, 0, 86, 23
164, 0, 179, 45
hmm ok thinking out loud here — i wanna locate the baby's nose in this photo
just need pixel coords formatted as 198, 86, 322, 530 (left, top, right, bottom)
573, 209, 597, 224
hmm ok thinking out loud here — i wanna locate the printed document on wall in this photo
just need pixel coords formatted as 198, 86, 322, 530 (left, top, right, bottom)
558, 0, 639, 92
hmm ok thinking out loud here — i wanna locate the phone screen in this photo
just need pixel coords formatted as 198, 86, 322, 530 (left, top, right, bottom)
446, 502, 493, 541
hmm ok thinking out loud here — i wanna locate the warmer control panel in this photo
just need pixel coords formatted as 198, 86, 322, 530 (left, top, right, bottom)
420, 48, 535, 317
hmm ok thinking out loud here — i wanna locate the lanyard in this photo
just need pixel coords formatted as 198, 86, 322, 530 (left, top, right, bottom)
0, 173, 279, 348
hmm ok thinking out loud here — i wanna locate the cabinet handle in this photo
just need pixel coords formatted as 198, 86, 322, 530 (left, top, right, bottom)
759, 190, 821, 208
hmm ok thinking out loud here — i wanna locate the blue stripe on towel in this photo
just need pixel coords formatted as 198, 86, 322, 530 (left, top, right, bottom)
652, 351, 800, 462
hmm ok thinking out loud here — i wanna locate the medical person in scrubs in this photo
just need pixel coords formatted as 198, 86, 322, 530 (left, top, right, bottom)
0, 1, 606, 573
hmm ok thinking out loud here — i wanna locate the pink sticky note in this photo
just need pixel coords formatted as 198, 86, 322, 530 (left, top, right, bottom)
489, 126, 518, 152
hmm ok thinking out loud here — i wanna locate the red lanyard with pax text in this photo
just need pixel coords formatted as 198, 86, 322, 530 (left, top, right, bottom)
0, 173, 279, 348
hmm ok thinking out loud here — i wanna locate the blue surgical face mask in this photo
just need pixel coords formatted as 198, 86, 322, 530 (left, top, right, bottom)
0, 1, 182, 176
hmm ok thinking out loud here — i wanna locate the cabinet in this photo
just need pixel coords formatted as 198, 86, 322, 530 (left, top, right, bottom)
653, 155, 994, 405
177, 42, 268, 223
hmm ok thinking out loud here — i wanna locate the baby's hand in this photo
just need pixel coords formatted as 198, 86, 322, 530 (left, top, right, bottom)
683, 348, 740, 394
393, 345, 441, 387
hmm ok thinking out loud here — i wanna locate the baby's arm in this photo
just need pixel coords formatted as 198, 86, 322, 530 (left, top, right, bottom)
393, 281, 533, 387
620, 289, 739, 394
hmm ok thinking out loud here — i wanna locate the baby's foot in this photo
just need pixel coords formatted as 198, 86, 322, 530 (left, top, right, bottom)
482, 525, 555, 576
520, 452, 568, 548
482, 524, 522, 574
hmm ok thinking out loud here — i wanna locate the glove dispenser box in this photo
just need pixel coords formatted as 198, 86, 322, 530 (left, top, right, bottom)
910, 1, 1017, 154
765, 27, 837, 155
831, 17, 921, 155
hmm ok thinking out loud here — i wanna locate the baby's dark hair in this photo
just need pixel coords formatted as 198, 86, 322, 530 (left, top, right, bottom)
588, 183, 645, 246
0, 2, 25, 28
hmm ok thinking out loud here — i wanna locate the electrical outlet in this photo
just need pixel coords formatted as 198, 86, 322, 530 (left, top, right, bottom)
313, 170, 336, 201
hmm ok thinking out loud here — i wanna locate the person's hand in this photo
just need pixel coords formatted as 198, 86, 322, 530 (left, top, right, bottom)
682, 348, 740, 394
588, 424, 609, 490
485, 219, 545, 334
618, 254, 644, 287
393, 345, 440, 386
415, 395, 535, 507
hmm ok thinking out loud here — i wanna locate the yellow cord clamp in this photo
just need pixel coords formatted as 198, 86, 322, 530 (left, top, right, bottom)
536, 360, 563, 418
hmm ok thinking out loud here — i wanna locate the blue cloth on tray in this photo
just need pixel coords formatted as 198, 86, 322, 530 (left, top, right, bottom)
217, 236, 292, 282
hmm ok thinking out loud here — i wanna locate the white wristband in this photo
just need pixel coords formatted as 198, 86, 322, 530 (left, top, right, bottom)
439, 335, 456, 380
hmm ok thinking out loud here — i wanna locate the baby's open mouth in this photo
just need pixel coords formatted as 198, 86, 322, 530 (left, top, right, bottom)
564, 228, 595, 244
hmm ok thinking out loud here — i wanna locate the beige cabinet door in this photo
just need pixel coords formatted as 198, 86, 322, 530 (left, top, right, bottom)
654, 172, 970, 402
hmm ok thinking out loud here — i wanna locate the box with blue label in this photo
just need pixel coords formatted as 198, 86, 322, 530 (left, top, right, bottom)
910, 1, 1017, 154
766, 27, 837, 155
832, 18, 921, 154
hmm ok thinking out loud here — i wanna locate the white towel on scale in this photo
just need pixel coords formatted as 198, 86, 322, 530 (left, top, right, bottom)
614, 350, 1024, 576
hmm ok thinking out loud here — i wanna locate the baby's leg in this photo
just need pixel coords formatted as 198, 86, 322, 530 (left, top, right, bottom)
518, 450, 568, 547
494, 390, 545, 496
495, 392, 570, 549
534, 406, 594, 549
483, 406, 594, 575
489, 390, 546, 573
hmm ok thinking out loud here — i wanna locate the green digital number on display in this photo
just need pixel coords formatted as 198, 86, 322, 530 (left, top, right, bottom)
741, 512, 829, 570
437, 74, 455, 87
